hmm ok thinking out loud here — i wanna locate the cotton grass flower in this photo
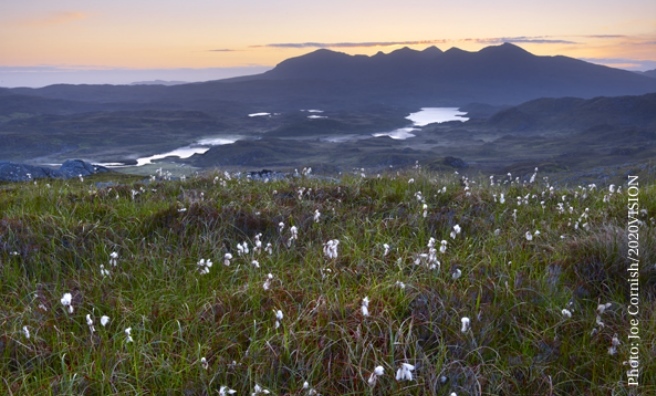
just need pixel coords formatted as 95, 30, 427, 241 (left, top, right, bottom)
100, 315, 110, 327
223, 253, 233, 266
274, 309, 284, 329
450, 224, 461, 239
219, 386, 237, 396
361, 296, 370, 317
200, 357, 209, 370
219, 386, 236, 395
383, 243, 390, 257
125, 327, 134, 343
439, 240, 447, 254
561, 309, 572, 319
608, 334, 620, 355
452, 268, 462, 280
395, 362, 415, 381
368, 365, 385, 386
525, 231, 533, 241
197, 259, 213, 275
461, 317, 470, 333
323, 239, 339, 260
61, 293, 74, 314
263, 273, 274, 291
99, 264, 110, 277
109, 251, 118, 267
86, 314, 95, 333
252, 383, 271, 395
314, 209, 321, 223
22, 326, 30, 339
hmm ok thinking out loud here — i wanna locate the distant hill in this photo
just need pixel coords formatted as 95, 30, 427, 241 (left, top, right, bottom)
9, 43, 656, 109
642, 69, 656, 79
487, 93, 656, 131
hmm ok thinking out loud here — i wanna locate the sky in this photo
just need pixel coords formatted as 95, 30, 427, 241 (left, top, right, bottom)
1, 0, 655, 87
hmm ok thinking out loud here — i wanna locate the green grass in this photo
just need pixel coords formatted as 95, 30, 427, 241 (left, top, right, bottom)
0, 169, 654, 395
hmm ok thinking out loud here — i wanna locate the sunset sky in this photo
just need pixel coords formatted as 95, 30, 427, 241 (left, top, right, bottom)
2, 0, 655, 87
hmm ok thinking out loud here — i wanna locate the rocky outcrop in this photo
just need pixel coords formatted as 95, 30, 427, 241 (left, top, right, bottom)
0, 160, 110, 182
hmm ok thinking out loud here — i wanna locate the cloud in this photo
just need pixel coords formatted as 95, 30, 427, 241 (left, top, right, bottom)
256, 36, 576, 50
19, 11, 88, 27
254, 39, 450, 49
208, 49, 238, 52
469, 36, 578, 45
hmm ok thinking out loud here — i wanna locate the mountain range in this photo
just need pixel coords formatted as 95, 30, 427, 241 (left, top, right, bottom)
4, 43, 656, 112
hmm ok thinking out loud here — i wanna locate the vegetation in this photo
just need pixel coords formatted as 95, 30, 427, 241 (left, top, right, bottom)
0, 168, 654, 395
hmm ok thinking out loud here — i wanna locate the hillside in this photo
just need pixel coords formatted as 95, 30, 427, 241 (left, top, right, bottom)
0, 170, 653, 394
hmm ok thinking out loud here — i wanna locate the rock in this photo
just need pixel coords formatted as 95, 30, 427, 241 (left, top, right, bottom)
0, 160, 110, 182
443, 156, 468, 169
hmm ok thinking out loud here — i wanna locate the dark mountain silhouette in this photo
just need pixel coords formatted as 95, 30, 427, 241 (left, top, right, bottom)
8, 43, 656, 109
643, 69, 656, 79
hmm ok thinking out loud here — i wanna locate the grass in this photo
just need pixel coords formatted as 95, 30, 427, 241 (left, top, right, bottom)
0, 168, 654, 395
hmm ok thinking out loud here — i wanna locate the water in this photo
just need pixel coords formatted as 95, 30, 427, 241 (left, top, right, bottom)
103, 135, 241, 167
373, 107, 468, 140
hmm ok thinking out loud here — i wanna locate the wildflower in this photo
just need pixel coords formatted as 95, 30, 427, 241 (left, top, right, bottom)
197, 259, 213, 275
274, 309, 284, 329
452, 268, 462, 280
408, 178, 415, 184
450, 224, 461, 239
278, 221, 285, 234
125, 327, 134, 343
608, 334, 620, 355
219, 386, 237, 396
461, 317, 470, 333
368, 365, 385, 386
251, 260, 260, 268
200, 357, 209, 370
422, 203, 428, 218
396, 281, 406, 289
361, 297, 370, 317
100, 315, 110, 327
109, 251, 119, 267
525, 231, 533, 241
561, 309, 572, 319
100, 264, 110, 277
499, 193, 505, 204
427, 248, 440, 270
22, 326, 30, 339
61, 293, 74, 314
263, 273, 274, 291
290, 226, 298, 240
86, 314, 95, 333
252, 383, 271, 395
254, 233, 263, 254
237, 242, 249, 256
427, 237, 436, 248
314, 209, 321, 223
323, 239, 339, 260
265, 242, 273, 255
494, 228, 501, 236
439, 240, 447, 254
303, 381, 318, 395
383, 243, 390, 257
395, 362, 415, 381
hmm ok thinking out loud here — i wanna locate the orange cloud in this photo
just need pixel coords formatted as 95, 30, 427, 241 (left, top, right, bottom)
20, 11, 88, 27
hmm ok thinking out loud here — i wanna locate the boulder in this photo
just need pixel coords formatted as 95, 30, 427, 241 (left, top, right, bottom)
0, 160, 110, 182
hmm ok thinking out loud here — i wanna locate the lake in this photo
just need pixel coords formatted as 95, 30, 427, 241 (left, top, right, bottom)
373, 107, 468, 139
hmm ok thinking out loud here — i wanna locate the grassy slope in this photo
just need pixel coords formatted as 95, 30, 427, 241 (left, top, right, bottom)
0, 169, 654, 395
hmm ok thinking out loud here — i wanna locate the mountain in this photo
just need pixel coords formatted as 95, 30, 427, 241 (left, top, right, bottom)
255, 43, 656, 105
487, 93, 656, 131
642, 69, 656, 79
9, 43, 656, 109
